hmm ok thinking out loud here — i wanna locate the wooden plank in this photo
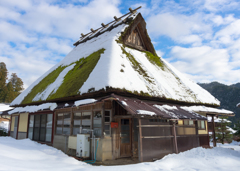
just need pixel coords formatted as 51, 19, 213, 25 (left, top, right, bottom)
70, 108, 73, 135
138, 119, 143, 162
138, 125, 173, 127
195, 121, 199, 147
173, 122, 178, 154
102, 101, 105, 138
142, 136, 174, 139
16, 115, 20, 139
9, 115, 12, 136
51, 113, 55, 144
212, 115, 216, 147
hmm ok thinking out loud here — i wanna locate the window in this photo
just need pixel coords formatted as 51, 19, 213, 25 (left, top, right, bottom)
56, 113, 71, 135
28, 115, 34, 139
72, 111, 92, 135
73, 112, 81, 135
183, 120, 194, 126
104, 110, 111, 136
28, 113, 53, 142
82, 111, 91, 134
198, 120, 206, 130
93, 111, 102, 137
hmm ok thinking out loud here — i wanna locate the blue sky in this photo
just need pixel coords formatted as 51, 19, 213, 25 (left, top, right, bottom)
0, 0, 240, 88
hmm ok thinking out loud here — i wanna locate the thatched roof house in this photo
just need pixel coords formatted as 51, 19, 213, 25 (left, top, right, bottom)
8, 7, 234, 163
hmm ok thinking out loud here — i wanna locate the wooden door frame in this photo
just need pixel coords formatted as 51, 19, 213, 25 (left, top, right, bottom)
119, 117, 132, 158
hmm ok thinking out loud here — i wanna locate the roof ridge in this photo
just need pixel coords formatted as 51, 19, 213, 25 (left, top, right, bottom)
73, 6, 142, 46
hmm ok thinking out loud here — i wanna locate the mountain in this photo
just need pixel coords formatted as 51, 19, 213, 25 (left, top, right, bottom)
198, 82, 240, 126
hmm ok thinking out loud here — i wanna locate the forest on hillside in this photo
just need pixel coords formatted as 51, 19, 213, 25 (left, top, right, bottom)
0, 62, 24, 103
198, 82, 240, 126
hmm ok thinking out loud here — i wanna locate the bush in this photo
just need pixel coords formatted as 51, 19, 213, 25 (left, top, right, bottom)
0, 127, 8, 136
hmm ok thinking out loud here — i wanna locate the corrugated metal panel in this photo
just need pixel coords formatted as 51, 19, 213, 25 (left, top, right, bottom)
111, 94, 206, 120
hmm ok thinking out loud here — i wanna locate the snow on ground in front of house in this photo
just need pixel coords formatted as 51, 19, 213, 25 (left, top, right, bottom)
1, 137, 240, 171
0, 137, 90, 171
210, 141, 240, 152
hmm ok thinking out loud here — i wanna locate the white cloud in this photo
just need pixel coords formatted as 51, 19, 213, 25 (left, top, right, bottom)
156, 50, 164, 57
147, 12, 211, 45
168, 46, 239, 84
203, 0, 240, 12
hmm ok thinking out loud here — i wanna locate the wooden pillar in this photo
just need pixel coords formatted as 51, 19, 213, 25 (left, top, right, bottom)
102, 101, 105, 138
16, 115, 20, 139
195, 120, 199, 147
138, 118, 143, 162
70, 108, 73, 136
51, 112, 55, 144
173, 121, 178, 154
9, 115, 12, 136
212, 115, 216, 147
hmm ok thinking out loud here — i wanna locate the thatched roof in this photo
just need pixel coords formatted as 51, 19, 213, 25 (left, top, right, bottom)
11, 10, 220, 107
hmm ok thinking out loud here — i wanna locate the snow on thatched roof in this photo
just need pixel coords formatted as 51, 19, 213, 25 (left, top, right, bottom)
11, 11, 220, 107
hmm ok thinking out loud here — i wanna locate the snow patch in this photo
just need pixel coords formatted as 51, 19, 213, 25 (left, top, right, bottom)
74, 99, 97, 106
33, 64, 76, 101
154, 105, 178, 118
9, 103, 57, 114
121, 101, 128, 106
136, 110, 155, 116
181, 106, 233, 114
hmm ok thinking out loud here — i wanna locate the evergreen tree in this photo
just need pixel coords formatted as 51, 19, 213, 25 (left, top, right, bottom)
234, 119, 240, 136
215, 116, 233, 144
5, 82, 15, 103
0, 62, 8, 102
0, 63, 24, 103
9, 73, 24, 96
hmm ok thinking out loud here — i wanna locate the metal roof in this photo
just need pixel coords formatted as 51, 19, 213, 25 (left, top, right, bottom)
110, 94, 207, 120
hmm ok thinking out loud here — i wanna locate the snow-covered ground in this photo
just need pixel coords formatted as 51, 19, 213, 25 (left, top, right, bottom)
1, 137, 240, 171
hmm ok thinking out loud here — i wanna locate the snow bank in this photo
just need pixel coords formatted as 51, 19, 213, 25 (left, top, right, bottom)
1, 137, 240, 171
74, 99, 97, 106
181, 106, 233, 115
0, 137, 89, 171
9, 103, 57, 114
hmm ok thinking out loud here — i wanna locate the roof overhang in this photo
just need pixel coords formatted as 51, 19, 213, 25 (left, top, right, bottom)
108, 94, 207, 120
181, 106, 235, 117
